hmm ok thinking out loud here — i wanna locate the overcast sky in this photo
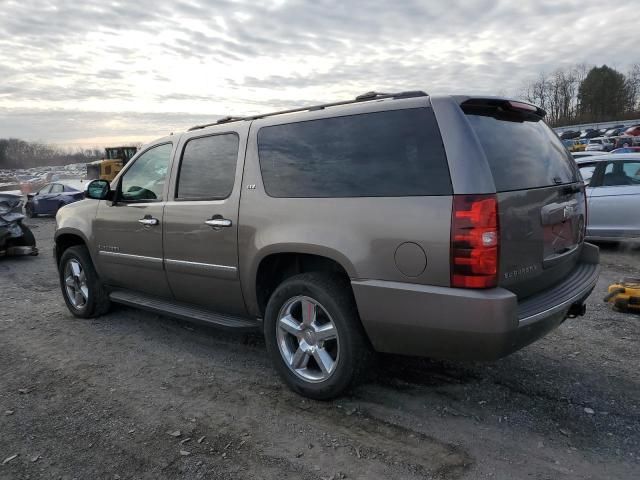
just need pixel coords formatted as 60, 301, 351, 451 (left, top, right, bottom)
1, 0, 637, 147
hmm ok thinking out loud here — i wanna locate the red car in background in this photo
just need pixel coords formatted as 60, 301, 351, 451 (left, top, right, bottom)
624, 126, 640, 136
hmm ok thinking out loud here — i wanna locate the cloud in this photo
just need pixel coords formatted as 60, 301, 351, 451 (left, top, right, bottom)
0, 0, 637, 145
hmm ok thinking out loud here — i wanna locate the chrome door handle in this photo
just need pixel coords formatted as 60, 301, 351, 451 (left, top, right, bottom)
138, 217, 159, 226
205, 218, 232, 228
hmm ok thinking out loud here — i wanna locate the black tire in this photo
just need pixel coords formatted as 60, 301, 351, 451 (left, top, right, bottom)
25, 203, 35, 218
58, 245, 111, 318
264, 272, 371, 400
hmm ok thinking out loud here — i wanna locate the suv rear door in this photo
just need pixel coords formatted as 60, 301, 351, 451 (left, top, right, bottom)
459, 99, 585, 298
162, 124, 248, 316
93, 141, 174, 297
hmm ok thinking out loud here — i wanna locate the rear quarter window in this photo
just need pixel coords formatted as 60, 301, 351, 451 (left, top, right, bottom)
464, 112, 579, 192
257, 108, 451, 198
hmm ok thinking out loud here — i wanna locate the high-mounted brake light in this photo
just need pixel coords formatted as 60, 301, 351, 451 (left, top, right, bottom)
506, 101, 538, 112
451, 195, 499, 288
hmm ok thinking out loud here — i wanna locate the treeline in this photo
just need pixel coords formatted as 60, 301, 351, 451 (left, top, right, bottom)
0, 138, 103, 169
519, 64, 640, 127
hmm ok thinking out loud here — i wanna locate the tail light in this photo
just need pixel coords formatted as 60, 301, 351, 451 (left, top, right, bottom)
451, 194, 499, 288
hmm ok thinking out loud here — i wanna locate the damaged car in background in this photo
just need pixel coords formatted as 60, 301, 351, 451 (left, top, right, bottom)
0, 192, 38, 257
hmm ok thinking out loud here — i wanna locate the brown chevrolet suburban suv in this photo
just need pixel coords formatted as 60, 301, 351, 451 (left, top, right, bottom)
55, 91, 600, 399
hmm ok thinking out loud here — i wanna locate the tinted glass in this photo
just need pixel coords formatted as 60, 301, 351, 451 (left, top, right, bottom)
258, 108, 451, 198
177, 134, 239, 199
603, 161, 640, 186
50, 184, 64, 193
465, 114, 579, 192
120, 143, 172, 201
622, 162, 640, 181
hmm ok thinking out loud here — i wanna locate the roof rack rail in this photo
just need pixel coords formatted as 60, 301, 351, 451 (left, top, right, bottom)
186, 90, 428, 131
187, 116, 246, 131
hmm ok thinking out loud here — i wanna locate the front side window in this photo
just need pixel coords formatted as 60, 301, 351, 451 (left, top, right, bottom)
257, 108, 451, 198
176, 134, 239, 200
601, 161, 640, 186
120, 143, 172, 201
38, 185, 52, 195
50, 184, 64, 193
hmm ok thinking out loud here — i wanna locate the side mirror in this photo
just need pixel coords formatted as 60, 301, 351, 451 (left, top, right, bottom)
86, 179, 110, 200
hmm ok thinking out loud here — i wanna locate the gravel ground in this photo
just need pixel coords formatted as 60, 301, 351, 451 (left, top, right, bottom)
1, 217, 638, 480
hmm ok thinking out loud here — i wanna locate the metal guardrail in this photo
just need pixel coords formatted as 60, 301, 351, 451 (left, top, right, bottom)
554, 119, 640, 134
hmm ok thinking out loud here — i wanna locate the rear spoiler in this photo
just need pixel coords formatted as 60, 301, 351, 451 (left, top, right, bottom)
460, 98, 546, 119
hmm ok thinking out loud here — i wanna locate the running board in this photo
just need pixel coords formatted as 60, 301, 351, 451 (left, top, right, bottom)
109, 290, 259, 331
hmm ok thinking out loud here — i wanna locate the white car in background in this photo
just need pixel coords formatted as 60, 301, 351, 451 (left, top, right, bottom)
577, 153, 640, 241
585, 137, 614, 152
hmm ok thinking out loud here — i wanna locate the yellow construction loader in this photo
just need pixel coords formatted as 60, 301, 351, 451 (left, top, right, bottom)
86, 146, 138, 181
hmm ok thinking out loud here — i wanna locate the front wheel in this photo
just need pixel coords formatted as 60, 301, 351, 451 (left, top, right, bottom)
264, 272, 371, 400
59, 245, 111, 318
25, 204, 35, 218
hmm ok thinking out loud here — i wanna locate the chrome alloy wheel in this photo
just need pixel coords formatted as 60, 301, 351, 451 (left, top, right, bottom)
64, 259, 89, 309
276, 295, 340, 383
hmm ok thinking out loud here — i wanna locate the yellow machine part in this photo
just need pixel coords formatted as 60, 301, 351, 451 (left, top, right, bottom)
605, 281, 640, 312
99, 159, 124, 181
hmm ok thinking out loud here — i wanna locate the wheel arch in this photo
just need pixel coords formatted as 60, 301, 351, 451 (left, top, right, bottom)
54, 229, 91, 267
250, 247, 357, 318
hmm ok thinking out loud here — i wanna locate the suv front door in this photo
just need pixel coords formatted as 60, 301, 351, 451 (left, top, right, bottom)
93, 141, 175, 297
587, 160, 640, 239
163, 126, 248, 316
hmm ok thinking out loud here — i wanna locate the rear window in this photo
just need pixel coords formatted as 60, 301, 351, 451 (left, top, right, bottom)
464, 111, 579, 192
257, 108, 451, 198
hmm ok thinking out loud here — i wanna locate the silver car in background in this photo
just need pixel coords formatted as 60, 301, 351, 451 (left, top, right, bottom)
577, 153, 640, 241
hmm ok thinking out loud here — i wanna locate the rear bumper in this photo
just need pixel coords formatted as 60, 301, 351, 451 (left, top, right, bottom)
352, 243, 600, 360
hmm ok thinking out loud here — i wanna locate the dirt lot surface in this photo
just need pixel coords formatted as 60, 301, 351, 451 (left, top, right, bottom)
1, 217, 639, 479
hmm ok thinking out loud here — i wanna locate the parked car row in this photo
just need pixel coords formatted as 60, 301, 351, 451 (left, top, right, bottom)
560, 124, 640, 140
565, 135, 639, 153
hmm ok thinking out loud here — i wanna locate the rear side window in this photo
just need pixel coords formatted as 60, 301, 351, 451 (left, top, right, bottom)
464, 111, 579, 192
177, 134, 239, 200
257, 108, 451, 197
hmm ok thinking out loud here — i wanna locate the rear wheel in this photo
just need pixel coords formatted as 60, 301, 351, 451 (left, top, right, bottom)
59, 245, 110, 318
264, 272, 371, 400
